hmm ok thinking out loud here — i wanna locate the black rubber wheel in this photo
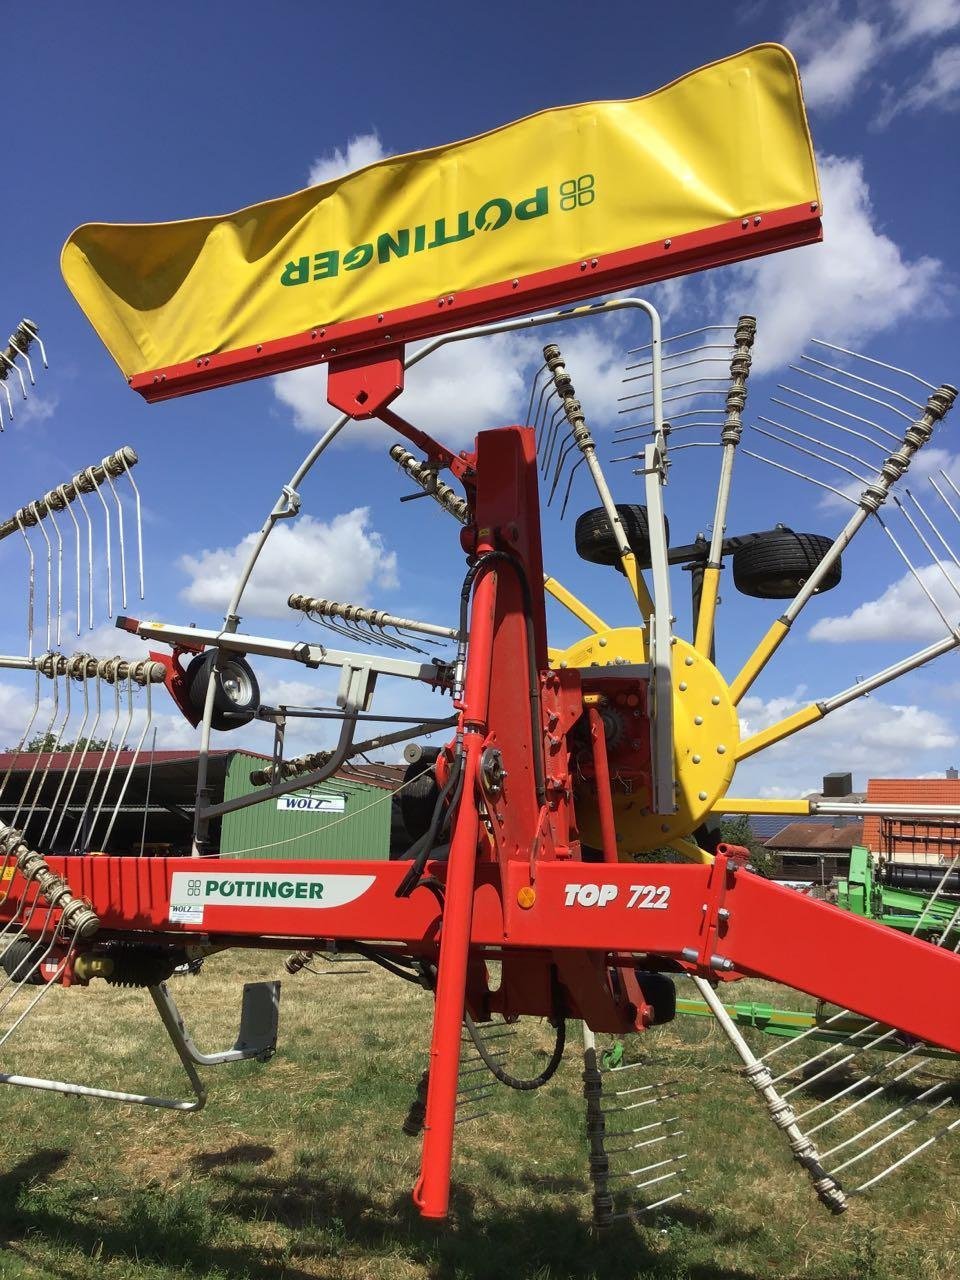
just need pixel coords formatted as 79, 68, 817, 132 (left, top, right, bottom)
396, 747, 442, 851
1, 938, 47, 986
574, 504, 669, 569
732, 531, 840, 599
186, 650, 260, 732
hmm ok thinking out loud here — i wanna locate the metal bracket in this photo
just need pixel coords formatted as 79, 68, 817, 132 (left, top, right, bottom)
0, 979, 279, 1111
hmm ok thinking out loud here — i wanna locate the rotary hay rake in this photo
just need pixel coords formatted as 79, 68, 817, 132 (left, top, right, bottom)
3, 42, 960, 1234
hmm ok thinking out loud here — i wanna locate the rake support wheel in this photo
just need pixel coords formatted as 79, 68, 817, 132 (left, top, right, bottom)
731, 530, 840, 600
574, 504, 668, 569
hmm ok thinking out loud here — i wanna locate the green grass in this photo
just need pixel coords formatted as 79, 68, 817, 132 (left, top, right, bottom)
0, 952, 958, 1280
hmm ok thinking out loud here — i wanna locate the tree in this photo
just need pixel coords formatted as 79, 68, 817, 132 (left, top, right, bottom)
719, 814, 777, 877
19, 732, 116, 753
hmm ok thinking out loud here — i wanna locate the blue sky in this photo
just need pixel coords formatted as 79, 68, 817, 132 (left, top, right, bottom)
2, 0, 959, 798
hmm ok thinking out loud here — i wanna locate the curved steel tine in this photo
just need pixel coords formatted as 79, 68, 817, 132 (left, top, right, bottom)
769, 397, 889, 453
47, 671, 96, 851
15, 513, 35, 659
0, 901, 58, 1002
930, 474, 960, 532
810, 339, 937, 392
30, 502, 53, 654
524, 360, 547, 428
0, 919, 82, 1050
56, 485, 82, 636
119, 449, 145, 600
904, 487, 960, 575
71, 676, 121, 851
756, 416, 878, 474
47, 502, 64, 649
548, 436, 579, 506
560, 455, 586, 520
740, 450, 861, 505
622, 354, 731, 383
540, 404, 566, 478
788, 363, 915, 423
73, 485, 95, 630
892, 494, 960, 608
19, 320, 47, 368
56, 675, 103, 852
6, 334, 35, 387
12, 674, 59, 829
749, 425, 873, 488
876, 513, 954, 635
777, 383, 903, 440
0, 369, 14, 423
800, 354, 926, 412
0, 670, 41, 810
22, 674, 71, 842
102, 461, 127, 610
38, 664, 91, 848
101, 678, 152, 851
0, 349, 27, 400
624, 342, 733, 372
86, 467, 112, 618
88, 673, 135, 848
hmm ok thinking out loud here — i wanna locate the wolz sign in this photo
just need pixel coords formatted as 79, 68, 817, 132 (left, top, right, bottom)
61, 44, 821, 403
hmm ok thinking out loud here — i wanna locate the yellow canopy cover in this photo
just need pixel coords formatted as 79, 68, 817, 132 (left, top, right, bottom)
62, 43, 819, 388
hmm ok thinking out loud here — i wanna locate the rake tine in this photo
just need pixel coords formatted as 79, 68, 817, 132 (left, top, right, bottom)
22, 672, 71, 842
769, 397, 890, 453
0, 349, 28, 400
749, 425, 873, 488
800, 354, 926, 413
37, 667, 91, 849
0, 375, 11, 426
741, 450, 860, 505
53, 675, 103, 852
524, 360, 547, 429
547, 436, 578, 507
71, 676, 121, 851
19, 320, 47, 369
540, 403, 567, 478
11, 675, 59, 830
85, 467, 112, 618
788, 364, 914, 423
560, 456, 586, 520
776, 384, 902, 442
876, 513, 954, 634
893, 493, 960, 604
624, 343, 733, 373
46, 670, 96, 851
818, 1072, 946, 1156
119, 448, 145, 600
6, 333, 35, 387
0, 903, 59, 1009
851, 1112, 960, 1194
54, 485, 83, 636
29, 502, 54, 654
756, 416, 878, 474
627, 323, 736, 355
102, 461, 128, 610
88, 672, 136, 848
0, 921, 83, 1052
810, 340, 937, 391
14, 513, 36, 660
71, 483, 95, 630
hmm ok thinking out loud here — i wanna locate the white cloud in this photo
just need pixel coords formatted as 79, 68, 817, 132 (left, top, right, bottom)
308, 131, 386, 187
11, 393, 58, 428
179, 507, 398, 620
734, 683, 957, 793
809, 559, 960, 642
889, 0, 960, 43
723, 154, 942, 373
876, 44, 960, 124
786, 7, 881, 110
274, 330, 543, 448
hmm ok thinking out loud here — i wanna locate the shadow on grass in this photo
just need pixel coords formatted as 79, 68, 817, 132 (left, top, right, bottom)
0, 1145, 766, 1280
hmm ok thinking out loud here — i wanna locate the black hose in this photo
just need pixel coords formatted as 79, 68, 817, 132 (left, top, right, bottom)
463, 1010, 566, 1091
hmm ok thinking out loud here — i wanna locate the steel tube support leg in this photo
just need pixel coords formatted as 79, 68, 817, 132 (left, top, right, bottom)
413, 561, 498, 1220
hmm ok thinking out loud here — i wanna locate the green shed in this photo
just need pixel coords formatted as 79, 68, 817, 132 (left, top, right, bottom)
219, 752, 400, 860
